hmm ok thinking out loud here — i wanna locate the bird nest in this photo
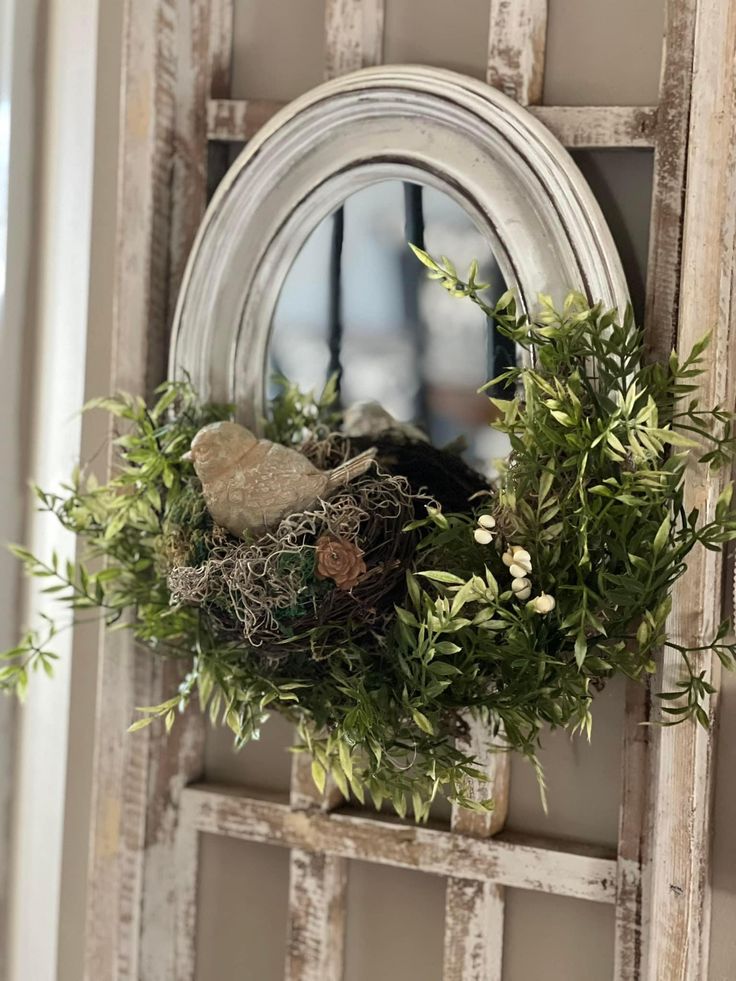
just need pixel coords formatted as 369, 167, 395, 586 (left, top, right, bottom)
166, 434, 434, 658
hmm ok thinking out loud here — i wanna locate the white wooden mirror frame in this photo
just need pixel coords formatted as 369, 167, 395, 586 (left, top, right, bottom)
170, 65, 629, 422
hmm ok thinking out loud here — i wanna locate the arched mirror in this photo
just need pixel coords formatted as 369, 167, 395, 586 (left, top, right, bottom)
171, 65, 628, 468
269, 180, 514, 475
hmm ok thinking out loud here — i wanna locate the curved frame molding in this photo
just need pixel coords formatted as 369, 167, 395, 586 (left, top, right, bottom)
170, 65, 628, 428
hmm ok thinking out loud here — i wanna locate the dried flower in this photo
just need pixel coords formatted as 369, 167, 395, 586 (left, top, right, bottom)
511, 577, 532, 601
502, 545, 530, 568
315, 534, 367, 591
473, 513, 496, 545
528, 592, 556, 615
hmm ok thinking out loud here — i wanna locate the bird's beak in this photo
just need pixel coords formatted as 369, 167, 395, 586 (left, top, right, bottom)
181, 450, 193, 463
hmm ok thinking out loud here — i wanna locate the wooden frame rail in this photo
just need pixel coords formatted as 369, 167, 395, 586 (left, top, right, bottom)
206, 98, 659, 149
178, 784, 618, 903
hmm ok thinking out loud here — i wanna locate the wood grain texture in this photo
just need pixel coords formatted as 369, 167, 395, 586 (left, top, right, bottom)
286, 849, 347, 981
614, 682, 650, 981
530, 106, 658, 148
286, 754, 347, 981
324, 0, 385, 80
84, 2, 215, 979
443, 722, 510, 981
487, 0, 548, 105
174, 795, 201, 979
206, 98, 657, 149
84, 3, 178, 975
207, 98, 282, 142
644, 0, 736, 977
208, 0, 233, 98
139, 3, 225, 979
183, 784, 618, 903
444, 880, 504, 981
644, 0, 698, 360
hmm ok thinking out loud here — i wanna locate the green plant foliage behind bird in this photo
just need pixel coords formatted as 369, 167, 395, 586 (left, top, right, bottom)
4, 262, 736, 821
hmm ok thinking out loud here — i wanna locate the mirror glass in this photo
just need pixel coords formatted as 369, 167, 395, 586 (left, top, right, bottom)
268, 181, 515, 475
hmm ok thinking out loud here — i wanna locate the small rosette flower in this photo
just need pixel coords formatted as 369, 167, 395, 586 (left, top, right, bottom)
315, 534, 367, 591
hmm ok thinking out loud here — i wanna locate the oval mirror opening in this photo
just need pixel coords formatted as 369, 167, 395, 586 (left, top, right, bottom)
268, 180, 514, 476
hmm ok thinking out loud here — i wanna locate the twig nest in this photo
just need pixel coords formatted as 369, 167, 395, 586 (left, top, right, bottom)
511, 577, 532, 601
528, 592, 556, 615
315, 534, 367, 591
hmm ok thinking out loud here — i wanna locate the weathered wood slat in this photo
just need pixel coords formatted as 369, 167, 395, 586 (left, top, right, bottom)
208, 0, 233, 99
286, 754, 347, 981
531, 106, 658, 148
174, 798, 201, 980
84, 4, 184, 977
285, 848, 347, 981
643, 0, 736, 977
206, 98, 658, 149
643, 0, 698, 360
324, 0, 385, 80
138, 2, 214, 977
444, 880, 504, 981
84, 3, 221, 979
183, 784, 617, 903
487, 0, 548, 105
443, 723, 510, 981
614, 682, 650, 981
207, 98, 283, 142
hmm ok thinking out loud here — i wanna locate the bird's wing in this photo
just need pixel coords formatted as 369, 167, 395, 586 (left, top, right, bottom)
259, 440, 322, 478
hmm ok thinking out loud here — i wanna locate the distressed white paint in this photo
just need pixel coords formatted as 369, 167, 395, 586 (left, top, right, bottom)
444, 722, 510, 981
184, 785, 618, 903
614, 682, 649, 980
644, 0, 736, 977
487, 0, 548, 105
285, 755, 347, 981
84, 2, 212, 979
644, 0, 697, 360
324, 0, 385, 80
206, 98, 658, 149
171, 65, 628, 418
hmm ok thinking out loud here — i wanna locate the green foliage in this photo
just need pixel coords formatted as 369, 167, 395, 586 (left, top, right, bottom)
410, 246, 736, 730
5, 255, 736, 822
264, 372, 341, 445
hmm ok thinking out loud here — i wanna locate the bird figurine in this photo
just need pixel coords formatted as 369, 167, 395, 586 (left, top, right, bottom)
182, 420, 376, 538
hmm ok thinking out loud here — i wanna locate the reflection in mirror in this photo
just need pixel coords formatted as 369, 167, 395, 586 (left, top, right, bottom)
268, 181, 515, 475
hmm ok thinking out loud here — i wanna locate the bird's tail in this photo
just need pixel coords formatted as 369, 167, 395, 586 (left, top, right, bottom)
326, 448, 377, 489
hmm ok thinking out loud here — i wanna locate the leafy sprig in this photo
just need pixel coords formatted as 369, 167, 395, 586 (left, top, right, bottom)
5, 257, 736, 821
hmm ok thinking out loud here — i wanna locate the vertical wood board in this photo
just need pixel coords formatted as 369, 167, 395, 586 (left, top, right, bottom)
644, 1, 736, 978
324, 0, 385, 80
487, 0, 548, 105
